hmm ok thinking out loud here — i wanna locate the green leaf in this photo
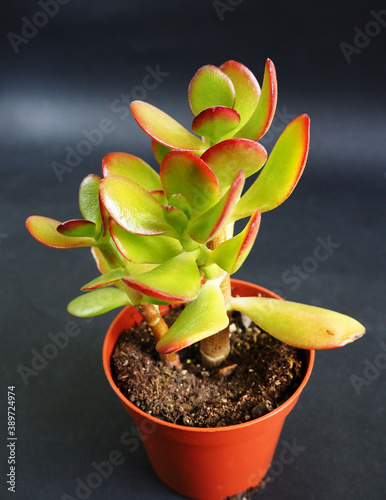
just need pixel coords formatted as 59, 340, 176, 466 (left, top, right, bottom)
57, 219, 98, 239
229, 297, 365, 349
235, 59, 277, 141
188, 65, 236, 116
209, 210, 261, 274
102, 152, 162, 191
100, 175, 171, 235
162, 206, 189, 236
26, 216, 95, 248
160, 150, 220, 217
67, 287, 132, 317
233, 114, 310, 218
91, 247, 110, 274
152, 140, 172, 165
192, 106, 240, 143
219, 60, 261, 135
201, 138, 267, 194
131, 101, 207, 151
109, 219, 183, 264
81, 267, 128, 291
122, 251, 201, 303
189, 170, 245, 243
156, 280, 229, 354
79, 174, 102, 230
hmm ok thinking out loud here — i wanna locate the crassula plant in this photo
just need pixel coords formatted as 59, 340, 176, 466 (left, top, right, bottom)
26, 59, 365, 370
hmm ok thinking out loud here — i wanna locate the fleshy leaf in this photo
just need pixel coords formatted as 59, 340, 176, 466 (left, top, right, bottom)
161, 150, 220, 217
109, 219, 183, 263
149, 190, 168, 204
102, 152, 161, 191
79, 174, 102, 230
188, 65, 236, 116
219, 60, 261, 134
67, 288, 132, 317
167, 194, 192, 220
229, 297, 365, 350
156, 280, 229, 354
201, 138, 267, 194
189, 170, 245, 243
57, 219, 97, 239
100, 175, 171, 235
192, 106, 240, 143
91, 247, 110, 274
209, 210, 261, 274
152, 140, 172, 165
131, 101, 207, 151
122, 251, 201, 303
235, 59, 277, 141
162, 205, 189, 236
234, 114, 310, 218
26, 216, 95, 248
81, 267, 128, 291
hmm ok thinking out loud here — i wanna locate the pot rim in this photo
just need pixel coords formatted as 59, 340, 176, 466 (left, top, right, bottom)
103, 279, 315, 434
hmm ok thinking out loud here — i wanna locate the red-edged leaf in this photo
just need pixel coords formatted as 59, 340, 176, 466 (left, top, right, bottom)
192, 106, 240, 142
162, 205, 189, 235
109, 219, 183, 264
26, 216, 95, 248
81, 268, 127, 291
160, 150, 220, 217
102, 152, 161, 191
100, 175, 171, 235
156, 280, 229, 354
234, 114, 310, 218
209, 210, 261, 273
188, 65, 236, 116
91, 247, 110, 274
201, 138, 267, 193
235, 59, 277, 141
57, 219, 97, 238
229, 297, 365, 350
152, 140, 172, 165
189, 170, 245, 243
122, 251, 201, 304
131, 101, 207, 151
219, 60, 261, 133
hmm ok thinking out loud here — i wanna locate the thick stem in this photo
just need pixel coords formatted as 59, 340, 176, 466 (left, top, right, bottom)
200, 231, 232, 368
137, 303, 181, 368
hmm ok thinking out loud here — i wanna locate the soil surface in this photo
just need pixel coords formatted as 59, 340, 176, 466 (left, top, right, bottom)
111, 306, 304, 428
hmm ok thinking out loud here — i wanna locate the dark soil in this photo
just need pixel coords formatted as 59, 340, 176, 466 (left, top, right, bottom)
111, 306, 304, 428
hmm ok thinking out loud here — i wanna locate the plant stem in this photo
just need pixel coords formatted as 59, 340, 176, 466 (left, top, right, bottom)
200, 231, 231, 368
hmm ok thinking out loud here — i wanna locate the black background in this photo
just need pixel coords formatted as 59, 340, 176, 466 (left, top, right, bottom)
1, 1, 385, 499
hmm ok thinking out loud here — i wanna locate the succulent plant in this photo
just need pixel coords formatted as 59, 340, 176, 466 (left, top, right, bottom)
26, 59, 365, 368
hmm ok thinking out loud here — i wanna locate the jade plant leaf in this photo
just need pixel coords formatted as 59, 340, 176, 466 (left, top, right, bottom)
102, 152, 162, 191
201, 138, 267, 194
229, 297, 366, 349
91, 247, 110, 274
188, 65, 236, 116
208, 209, 261, 274
156, 280, 229, 354
67, 287, 132, 317
192, 106, 240, 143
234, 59, 277, 141
122, 251, 201, 303
109, 219, 183, 263
131, 101, 207, 152
100, 175, 171, 235
162, 205, 189, 236
81, 267, 128, 291
152, 140, 172, 165
233, 114, 310, 218
26, 216, 95, 248
161, 150, 220, 217
79, 174, 102, 230
57, 219, 98, 239
189, 170, 245, 243
219, 60, 261, 134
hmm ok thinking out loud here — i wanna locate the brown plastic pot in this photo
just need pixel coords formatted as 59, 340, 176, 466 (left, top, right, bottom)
103, 279, 315, 500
